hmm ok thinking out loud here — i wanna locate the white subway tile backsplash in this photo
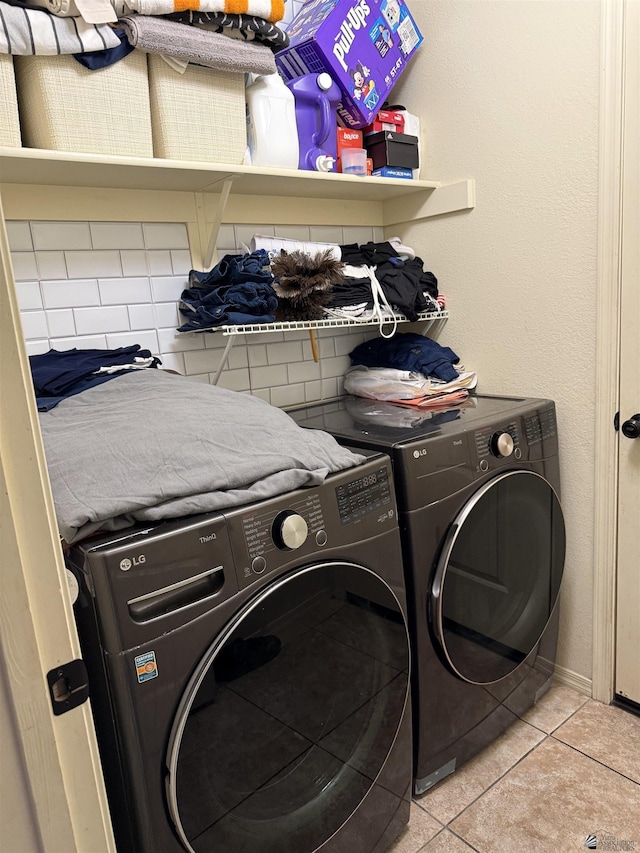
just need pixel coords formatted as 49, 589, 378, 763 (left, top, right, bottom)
320, 355, 351, 378
334, 332, 364, 356
46, 309, 77, 338
171, 250, 192, 275
308, 225, 344, 244
234, 224, 273, 250
251, 387, 271, 404
158, 352, 185, 374
120, 250, 149, 277
147, 251, 174, 276
99, 277, 151, 305
16, 218, 378, 409
250, 364, 288, 389
154, 303, 180, 328
287, 359, 321, 383
74, 305, 130, 335
204, 333, 237, 349
106, 330, 160, 352
217, 225, 236, 249
150, 276, 187, 302
321, 377, 339, 398
20, 311, 49, 339
247, 344, 268, 367
52, 334, 108, 349
274, 225, 310, 240
217, 368, 251, 392
142, 223, 189, 250
11, 252, 38, 281
183, 348, 225, 375
42, 279, 100, 309
270, 383, 306, 408
304, 380, 322, 401
65, 250, 122, 279
342, 226, 379, 245
25, 339, 50, 356
266, 340, 303, 365
15, 281, 43, 310
157, 327, 205, 352
90, 222, 144, 250
31, 222, 92, 251
35, 251, 67, 280
128, 304, 156, 330
7, 221, 33, 251
227, 347, 249, 370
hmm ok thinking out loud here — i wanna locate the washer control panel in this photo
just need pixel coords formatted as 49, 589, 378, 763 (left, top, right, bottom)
474, 421, 519, 461
524, 409, 558, 444
336, 465, 392, 524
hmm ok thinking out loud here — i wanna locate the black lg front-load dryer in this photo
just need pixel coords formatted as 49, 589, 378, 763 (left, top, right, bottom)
289, 394, 566, 796
66, 454, 411, 853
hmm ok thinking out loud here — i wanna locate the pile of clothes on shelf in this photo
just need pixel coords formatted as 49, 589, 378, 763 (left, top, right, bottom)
0, 0, 287, 75
177, 236, 446, 333
345, 333, 478, 410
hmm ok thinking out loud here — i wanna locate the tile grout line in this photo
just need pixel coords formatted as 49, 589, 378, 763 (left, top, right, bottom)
549, 733, 640, 787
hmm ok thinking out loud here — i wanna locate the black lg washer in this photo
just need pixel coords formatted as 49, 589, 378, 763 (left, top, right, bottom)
67, 454, 411, 852
289, 394, 566, 795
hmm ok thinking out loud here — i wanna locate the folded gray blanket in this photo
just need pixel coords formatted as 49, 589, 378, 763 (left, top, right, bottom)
0, 0, 120, 53
39, 369, 365, 543
118, 14, 276, 74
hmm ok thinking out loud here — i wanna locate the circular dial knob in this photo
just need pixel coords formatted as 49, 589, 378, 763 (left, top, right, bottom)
621, 413, 640, 439
490, 431, 515, 458
272, 511, 308, 551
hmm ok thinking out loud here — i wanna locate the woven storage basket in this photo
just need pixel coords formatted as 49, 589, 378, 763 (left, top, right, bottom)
0, 55, 21, 147
14, 52, 153, 157
148, 55, 245, 164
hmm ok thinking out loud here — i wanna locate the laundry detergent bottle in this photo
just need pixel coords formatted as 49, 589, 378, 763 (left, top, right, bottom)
245, 72, 299, 169
286, 73, 342, 172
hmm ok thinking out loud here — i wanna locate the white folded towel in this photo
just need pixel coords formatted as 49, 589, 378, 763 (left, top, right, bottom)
0, 1, 120, 53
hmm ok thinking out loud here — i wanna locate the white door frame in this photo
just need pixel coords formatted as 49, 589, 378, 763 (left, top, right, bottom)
592, 0, 629, 704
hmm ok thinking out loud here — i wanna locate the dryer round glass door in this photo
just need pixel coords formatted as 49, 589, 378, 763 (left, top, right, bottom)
432, 470, 565, 685
166, 562, 410, 853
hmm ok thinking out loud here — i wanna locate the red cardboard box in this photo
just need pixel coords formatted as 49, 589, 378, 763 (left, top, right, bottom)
363, 109, 405, 135
337, 127, 364, 155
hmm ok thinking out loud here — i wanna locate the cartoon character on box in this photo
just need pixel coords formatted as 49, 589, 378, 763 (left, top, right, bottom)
349, 61, 375, 101
381, 0, 401, 30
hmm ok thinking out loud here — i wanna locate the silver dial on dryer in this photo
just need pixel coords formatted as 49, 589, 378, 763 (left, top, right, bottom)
490, 431, 514, 458
272, 511, 308, 551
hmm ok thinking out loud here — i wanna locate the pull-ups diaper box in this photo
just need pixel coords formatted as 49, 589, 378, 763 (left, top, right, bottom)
14, 52, 153, 157
276, 0, 423, 129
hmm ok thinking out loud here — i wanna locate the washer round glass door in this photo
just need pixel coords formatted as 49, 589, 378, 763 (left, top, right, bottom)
432, 470, 565, 685
166, 561, 410, 853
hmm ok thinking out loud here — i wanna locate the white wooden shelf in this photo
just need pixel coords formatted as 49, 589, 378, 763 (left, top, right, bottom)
0, 147, 438, 199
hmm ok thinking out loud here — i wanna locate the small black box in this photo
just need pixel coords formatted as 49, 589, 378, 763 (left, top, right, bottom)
365, 131, 419, 170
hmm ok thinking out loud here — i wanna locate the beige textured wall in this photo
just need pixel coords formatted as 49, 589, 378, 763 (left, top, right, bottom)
392, 0, 601, 681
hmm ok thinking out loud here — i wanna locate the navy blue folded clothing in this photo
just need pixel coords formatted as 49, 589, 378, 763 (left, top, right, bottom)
350, 333, 460, 383
30, 345, 160, 410
178, 250, 278, 332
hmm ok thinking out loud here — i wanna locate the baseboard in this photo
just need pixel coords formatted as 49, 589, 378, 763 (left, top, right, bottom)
546, 660, 593, 697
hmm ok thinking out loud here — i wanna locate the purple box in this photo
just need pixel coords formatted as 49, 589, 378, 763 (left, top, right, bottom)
276, 0, 423, 129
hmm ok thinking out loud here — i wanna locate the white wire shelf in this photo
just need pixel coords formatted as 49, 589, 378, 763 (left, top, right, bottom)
215, 311, 449, 336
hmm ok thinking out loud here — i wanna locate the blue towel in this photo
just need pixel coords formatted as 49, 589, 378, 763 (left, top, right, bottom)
350, 333, 460, 383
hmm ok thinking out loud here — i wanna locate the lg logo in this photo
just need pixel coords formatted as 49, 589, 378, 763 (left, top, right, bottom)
120, 555, 146, 571
413, 448, 428, 459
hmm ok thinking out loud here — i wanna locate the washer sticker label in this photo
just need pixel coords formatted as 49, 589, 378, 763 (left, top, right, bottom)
135, 651, 158, 683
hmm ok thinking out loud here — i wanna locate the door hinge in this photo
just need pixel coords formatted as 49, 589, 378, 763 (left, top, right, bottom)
46, 659, 89, 716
